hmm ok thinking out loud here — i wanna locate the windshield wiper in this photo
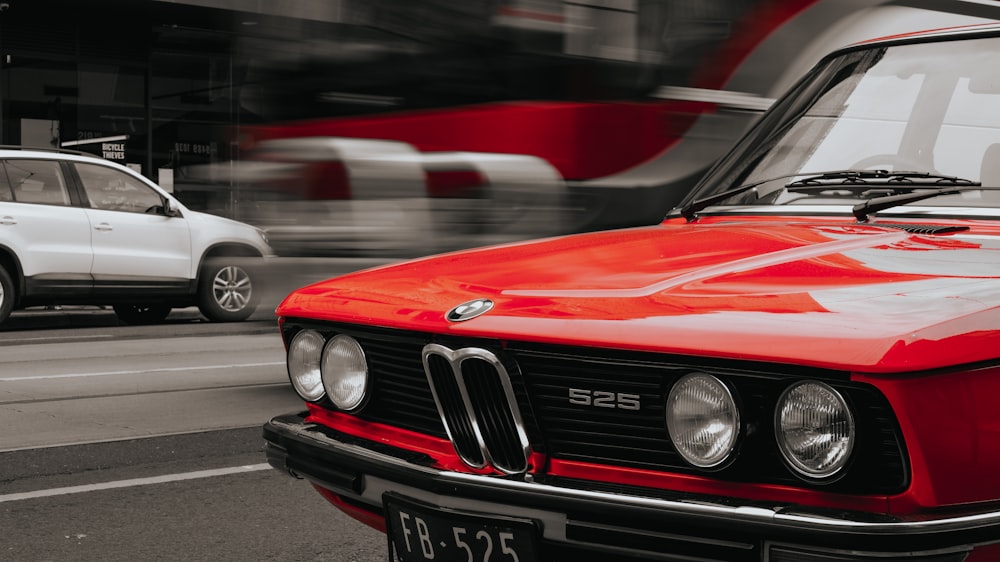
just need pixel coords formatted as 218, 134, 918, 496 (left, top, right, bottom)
787, 169, 978, 189
679, 169, 981, 221
852, 184, 982, 222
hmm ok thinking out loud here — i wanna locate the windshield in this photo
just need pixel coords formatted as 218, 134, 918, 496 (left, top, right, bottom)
680, 34, 1000, 215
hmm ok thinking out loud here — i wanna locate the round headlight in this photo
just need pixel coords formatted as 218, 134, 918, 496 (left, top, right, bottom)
666, 373, 740, 468
775, 381, 855, 479
287, 330, 326, 402
322, 334, 368, 411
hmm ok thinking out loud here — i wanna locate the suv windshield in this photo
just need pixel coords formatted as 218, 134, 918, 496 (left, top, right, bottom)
679, 33, 1000, 217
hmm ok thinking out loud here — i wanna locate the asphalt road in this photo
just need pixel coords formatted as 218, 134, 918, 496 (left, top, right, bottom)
0, 257, 397, 562
1, 428, 387, 562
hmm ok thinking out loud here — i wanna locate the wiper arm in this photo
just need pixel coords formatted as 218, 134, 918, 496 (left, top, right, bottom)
788, 169, 978, 189
680, 171, 819, 221
852, 184, 982, 222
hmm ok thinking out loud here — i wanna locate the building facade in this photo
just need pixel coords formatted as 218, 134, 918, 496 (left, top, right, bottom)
0, 0, 362, 212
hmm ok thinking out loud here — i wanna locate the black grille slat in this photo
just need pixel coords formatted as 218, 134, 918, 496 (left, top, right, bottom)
377, 374, 437, 404
463, 359, 523, 471
544, 429, 668, 445
352, 332, 445, 437
519, 349, 681, 467
428, 355, 484, 466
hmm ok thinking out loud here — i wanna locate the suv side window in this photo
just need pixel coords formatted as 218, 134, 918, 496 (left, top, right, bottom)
74, 162, 163, 213
0, 162, 13, 201
5, 159, 71, 205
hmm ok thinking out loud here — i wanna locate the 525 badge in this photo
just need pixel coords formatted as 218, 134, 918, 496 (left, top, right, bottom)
568, 388, 641, 410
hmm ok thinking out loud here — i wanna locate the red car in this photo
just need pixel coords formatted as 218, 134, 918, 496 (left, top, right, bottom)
263, 23, 1000, 561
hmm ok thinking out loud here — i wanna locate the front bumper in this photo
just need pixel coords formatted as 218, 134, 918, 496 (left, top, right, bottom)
263, 411, 1000, 561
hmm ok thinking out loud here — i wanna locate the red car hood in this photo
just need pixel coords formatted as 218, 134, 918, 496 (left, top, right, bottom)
277, 217, 1000, 372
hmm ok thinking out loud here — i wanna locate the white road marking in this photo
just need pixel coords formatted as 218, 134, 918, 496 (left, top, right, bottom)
0, 463, 272, 503
0, 362, 285, 382
6, 334, 115, 342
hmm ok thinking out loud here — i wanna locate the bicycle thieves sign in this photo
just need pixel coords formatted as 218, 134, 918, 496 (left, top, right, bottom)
61, 133, 129, 164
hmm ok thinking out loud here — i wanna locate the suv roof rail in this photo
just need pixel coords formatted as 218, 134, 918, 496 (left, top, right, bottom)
0, 144, 99, 158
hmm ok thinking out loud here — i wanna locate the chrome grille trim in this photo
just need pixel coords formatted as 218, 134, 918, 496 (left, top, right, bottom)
422, 344, 531, 474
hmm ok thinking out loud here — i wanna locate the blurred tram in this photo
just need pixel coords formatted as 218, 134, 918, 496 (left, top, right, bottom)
212, 0, 1000, 257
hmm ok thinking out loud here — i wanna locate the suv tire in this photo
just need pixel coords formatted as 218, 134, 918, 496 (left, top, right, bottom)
0, 264, 15, 324
197, 259, 258, 322
113, 304, 172, 325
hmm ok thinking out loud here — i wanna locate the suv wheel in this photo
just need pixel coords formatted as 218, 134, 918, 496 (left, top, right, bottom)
197, 260, 258, 322
0, 264, 15, 324
113, 304, 172, 325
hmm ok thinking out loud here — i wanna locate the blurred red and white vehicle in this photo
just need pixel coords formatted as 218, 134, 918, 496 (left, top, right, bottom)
226, 137, 568, 257
217, 0, 1000, 259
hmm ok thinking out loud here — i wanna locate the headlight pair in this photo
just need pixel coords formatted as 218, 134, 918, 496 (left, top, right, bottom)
287, 330, 368, 411
666, 373, 855, 480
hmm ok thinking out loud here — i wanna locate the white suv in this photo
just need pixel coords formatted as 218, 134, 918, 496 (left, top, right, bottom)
0, 146, 274, 325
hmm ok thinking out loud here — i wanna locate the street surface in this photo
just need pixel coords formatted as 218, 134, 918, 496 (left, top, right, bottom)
0, 258, 394, 561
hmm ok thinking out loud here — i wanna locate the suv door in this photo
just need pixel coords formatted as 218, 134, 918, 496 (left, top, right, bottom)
0, 158, 94, 294
71, 162, 193, 294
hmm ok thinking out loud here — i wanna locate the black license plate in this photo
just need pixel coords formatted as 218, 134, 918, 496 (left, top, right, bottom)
384, 493, 540, 562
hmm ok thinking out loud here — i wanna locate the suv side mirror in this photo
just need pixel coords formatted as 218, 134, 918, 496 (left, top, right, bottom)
164, 197, 181, 217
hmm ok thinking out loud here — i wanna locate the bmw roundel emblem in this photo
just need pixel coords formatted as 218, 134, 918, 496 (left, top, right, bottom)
446, 299, 494, 322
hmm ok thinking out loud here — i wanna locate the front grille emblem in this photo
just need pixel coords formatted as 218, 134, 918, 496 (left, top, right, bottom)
446, 299, 493, 322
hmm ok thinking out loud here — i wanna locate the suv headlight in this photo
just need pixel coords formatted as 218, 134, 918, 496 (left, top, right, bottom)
775, 381, 855, 479
666, 373, 740, 468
